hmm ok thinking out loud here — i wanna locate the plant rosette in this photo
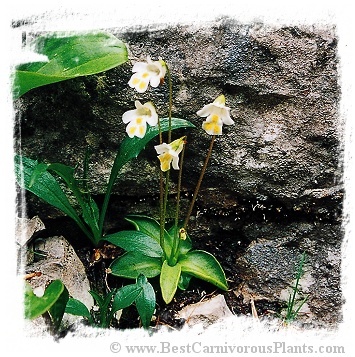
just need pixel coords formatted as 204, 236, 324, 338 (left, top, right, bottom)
104, 215, 228, 304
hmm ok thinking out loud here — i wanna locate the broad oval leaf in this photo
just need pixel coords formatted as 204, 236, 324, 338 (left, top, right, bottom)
14, 32, 128, 98
125, 215, 162, 243
49, 285, 69, 329
24, 280, 67, 320
109, 252, 162, 279
179, 250, 228, 291
177, 272, 193, 291
103, 230, 163, 258
125, 215, 173, 255
160, 260, 181, 304
135, 274, 156, 328
111, 284, 142, 314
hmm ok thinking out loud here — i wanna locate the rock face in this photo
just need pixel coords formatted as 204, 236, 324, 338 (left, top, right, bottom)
26, 236, 94, 309
15, 19, 343, 326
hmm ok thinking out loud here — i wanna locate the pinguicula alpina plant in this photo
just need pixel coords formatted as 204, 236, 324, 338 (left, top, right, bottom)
106, 56, 232, 304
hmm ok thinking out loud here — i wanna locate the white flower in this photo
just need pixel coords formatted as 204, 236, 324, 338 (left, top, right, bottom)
122, 100, 158, 138
128, 56, 167, 93
197, 94, 234, 135
154, 136, 186, 172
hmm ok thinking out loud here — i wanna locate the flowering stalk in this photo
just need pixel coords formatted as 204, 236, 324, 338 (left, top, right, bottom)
183, 135, 215, 229
160, 62, 173, 249
157, 117, 165, 253
183, 95, 234, 229
169, 143, 186, 265
155, 136, 186, 258
166, 64, 173, 143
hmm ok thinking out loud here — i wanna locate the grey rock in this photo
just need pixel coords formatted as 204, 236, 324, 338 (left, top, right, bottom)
26, 236, 94, 309
235, 221, 343, 327
16, 215, 45, 271
15, 20, 342, 204
177, 294, 233, 328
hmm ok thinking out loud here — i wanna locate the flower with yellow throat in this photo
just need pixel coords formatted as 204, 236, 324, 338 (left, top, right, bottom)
154, 136, 186, 172
128, 56, 167, 93
122, 100, 158, 138
197, 95, 234, 135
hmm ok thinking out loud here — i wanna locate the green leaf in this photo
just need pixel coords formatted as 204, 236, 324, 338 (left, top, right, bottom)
109, 252, 162, 279
24, 280, 68, 321
125, 215, 162, 244
103, 230, 163, 258
15, 155, 82, 227
14, 32, 128, 98
89, 290, 104, 309
125, 215, 177, 258
26, 159, 100, 243
111, 284, 141, 314
135, 274, 156, 328
160, 260, 181, 304
110, 275, 156, 328
49, 285, 69, 329
178, 272, 193, 291
29, 162, 49, 187
65, 298, 92, 320
125, 214, 173, 255
89, 289, 116, 328
179, 250, 228, 291
15, 155, 95, 242
102, 289, 117, 313
46, 162, 100, 238
98, 118, 195, 234
82, 197, 100, 232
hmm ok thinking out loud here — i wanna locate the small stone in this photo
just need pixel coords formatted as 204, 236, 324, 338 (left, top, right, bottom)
176, 294, 233, 328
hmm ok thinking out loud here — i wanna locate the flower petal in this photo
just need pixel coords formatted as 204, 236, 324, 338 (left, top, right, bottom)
122, 109, 137, 124
171, 155, 180, 170
132, 62, 148, 73
154, 143, 171, 155
126, 119, 147, 138
213, 94, 226, 106
143, 102, 158, 126
128, 73, 141, 87
222, 115, 234, 125
135, 100, 144, 110
196, 103, 213, 117
128, 73, 150, 93
149, 75, 161, 88
158, 153, 173, 172
202, 120, 223, 135
126, 120, 139, 138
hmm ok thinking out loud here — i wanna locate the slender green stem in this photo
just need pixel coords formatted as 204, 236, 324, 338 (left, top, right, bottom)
166, 64, 173, 144
160, 63, 173, 253
184, 135, 216, 229
157, 117, 165, 252
162, 170, 170, 240
175, 143, 185, 231
169, 143, 186, 264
